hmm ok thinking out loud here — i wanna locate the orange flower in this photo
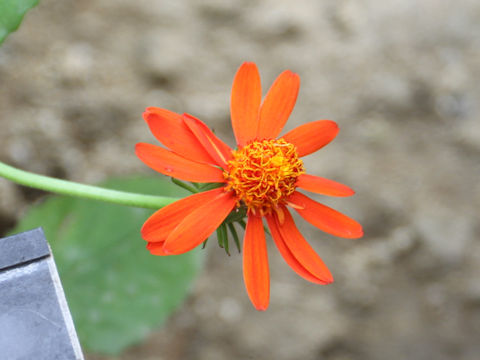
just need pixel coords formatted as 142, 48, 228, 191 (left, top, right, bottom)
136, 62, 363, 310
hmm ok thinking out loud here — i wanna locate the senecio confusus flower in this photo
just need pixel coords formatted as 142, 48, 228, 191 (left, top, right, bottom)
135, 62, 363, 310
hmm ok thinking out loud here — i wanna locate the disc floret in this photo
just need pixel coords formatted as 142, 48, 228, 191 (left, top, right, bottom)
224, 139, 305, 215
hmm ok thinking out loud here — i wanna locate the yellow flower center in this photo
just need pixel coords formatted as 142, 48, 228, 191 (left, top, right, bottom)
224, 139, 305, 215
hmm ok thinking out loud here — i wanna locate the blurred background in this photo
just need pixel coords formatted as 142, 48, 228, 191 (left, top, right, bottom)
1, 0, 479, 359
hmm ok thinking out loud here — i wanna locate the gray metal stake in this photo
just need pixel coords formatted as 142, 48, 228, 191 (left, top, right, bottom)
0, 228, 84, 360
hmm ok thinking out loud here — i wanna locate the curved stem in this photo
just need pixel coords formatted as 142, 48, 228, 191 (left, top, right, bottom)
0, 161, 178, 209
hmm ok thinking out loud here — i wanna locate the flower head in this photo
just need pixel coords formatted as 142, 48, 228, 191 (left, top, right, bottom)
136, 62, 363, 310
225, 138, 305, 214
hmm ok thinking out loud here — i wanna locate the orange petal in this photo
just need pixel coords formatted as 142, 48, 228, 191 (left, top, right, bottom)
162, 191, 236, 254
141, 188, 225, 242
266, 214, 330, 284
282, 120, 339, 157
146, 242, 169, 256
183, 113, 233, 168
257, 70, 300, 140
287, 191, 363, 239
135, 142, 225, 182
296, 174, 355, 197
143, 107, 215, 164
243, 214, 270, 311
230, 62, 262, 146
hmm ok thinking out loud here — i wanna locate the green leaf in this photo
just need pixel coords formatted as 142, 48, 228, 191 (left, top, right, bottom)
0, 0, 39, 45
10, 176, 204, 354
228, 222, 241, 253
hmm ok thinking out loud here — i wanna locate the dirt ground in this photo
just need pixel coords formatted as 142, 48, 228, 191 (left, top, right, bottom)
1, 1, 479, 359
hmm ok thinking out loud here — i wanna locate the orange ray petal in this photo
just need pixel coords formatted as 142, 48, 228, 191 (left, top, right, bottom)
296, 174, 355, 197
243, 213, 270, 311
162, 191, 237, 255
230, 62, 262, 146
183, 113, 233, 168
143, 107, 215, 164
257, 70, 300, 140
146, 242, 169, 256
287, 191, 363, 239
135, 142, 225, 183
141, 188, 225, 242
266, 214, 331, 284
282, 120, 339, 157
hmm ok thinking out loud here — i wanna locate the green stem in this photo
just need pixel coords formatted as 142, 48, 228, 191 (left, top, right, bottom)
0, 161, 178, 209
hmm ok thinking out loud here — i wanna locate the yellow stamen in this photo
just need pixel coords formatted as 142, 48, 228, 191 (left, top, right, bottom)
285, 201, 305, 210
224, 139, 305, 215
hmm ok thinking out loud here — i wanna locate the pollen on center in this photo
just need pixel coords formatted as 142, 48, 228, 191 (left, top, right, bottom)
224, 138, 305, 215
